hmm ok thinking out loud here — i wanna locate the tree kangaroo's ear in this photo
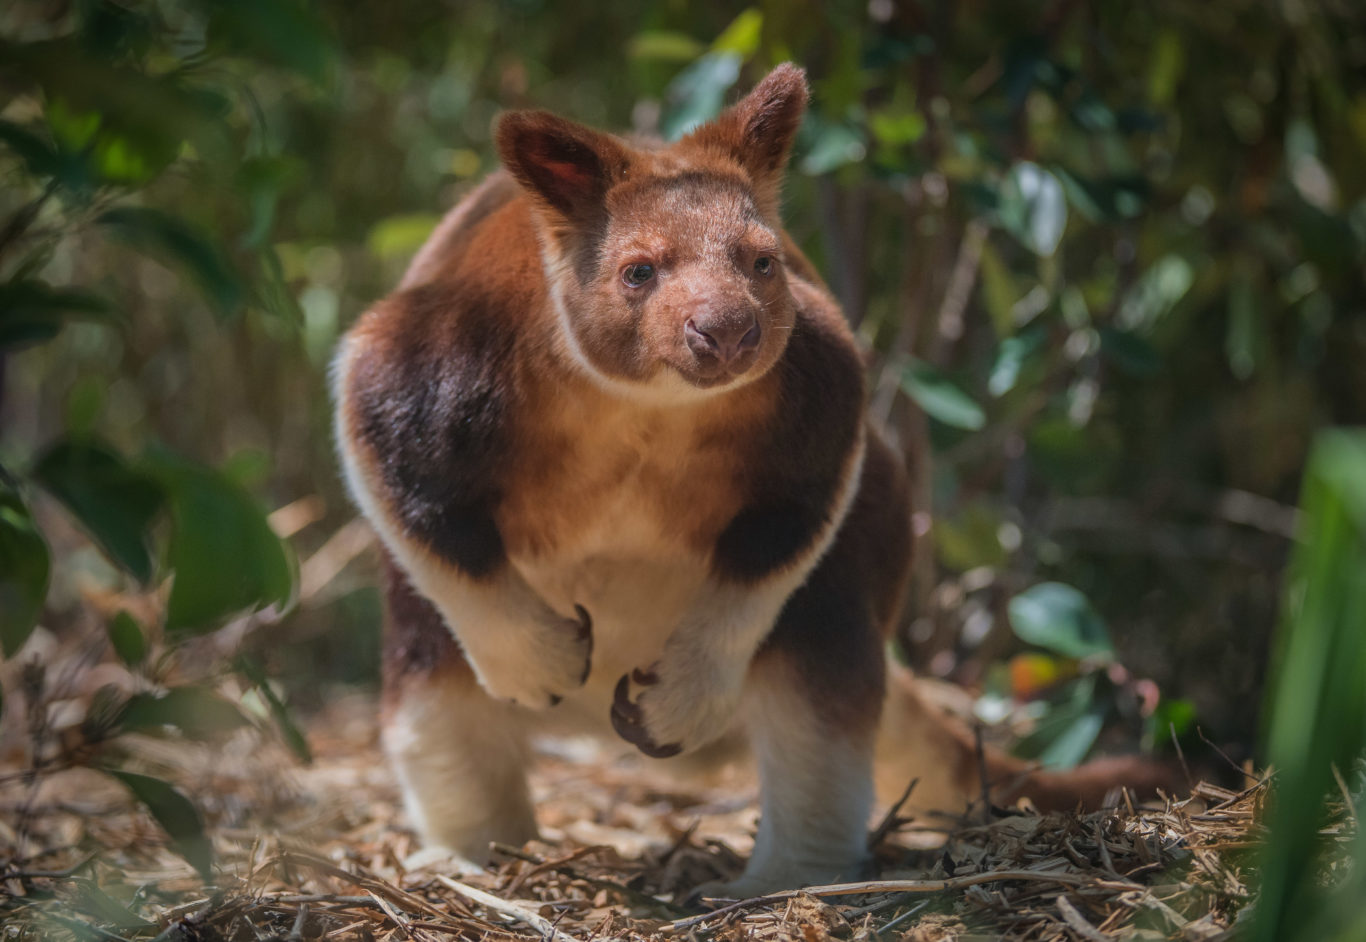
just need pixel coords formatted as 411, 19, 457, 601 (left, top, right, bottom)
495, 110, 631, 223
686, 63, 809, 207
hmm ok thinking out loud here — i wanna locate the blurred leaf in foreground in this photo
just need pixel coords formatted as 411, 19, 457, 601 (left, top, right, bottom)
145, 449, 296, 635
1253, 430, 1366, 942
0, 280, 113, 351
33, 438, 164, 584
108, 771, 212, 882
238, 655, 312, 763
107, 611, 146, 668
0, 486, 49, 657
119, 686, 250, 740
97, 207, 246, 320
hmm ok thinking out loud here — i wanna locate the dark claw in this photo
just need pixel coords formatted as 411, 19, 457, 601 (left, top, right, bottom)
574, 604, 594, 684
610, 672, 682, 759
611, 675, 643, 725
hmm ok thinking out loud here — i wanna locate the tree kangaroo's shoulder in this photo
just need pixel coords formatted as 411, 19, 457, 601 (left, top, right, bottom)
774, 272, 866, 437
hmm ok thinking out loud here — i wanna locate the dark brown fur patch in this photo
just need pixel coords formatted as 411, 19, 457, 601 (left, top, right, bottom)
752, 429, 912, 733
713, 298, 866, 583
379, 552, 467, 692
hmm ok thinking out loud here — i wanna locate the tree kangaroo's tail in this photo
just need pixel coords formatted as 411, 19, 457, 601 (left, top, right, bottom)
875, 661, 1183, 818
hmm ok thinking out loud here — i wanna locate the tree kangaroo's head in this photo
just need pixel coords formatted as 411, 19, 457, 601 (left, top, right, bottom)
496, 64, 808, 399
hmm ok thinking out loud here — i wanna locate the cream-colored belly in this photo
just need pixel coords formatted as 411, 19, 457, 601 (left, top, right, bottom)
509, 492, 711, 725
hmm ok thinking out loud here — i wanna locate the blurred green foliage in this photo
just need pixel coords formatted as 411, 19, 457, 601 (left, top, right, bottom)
1252, 430, 1366, 941
0, 0, 1364, 882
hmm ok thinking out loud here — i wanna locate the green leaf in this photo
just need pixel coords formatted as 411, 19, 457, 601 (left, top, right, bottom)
1013, 675, 1107, 769
1144, 697, 1197, 751
628, 31, 705, 63
900, 359, 986, 431
1, 38, 230, 169
108, 611, 146, 667
999, 162, 1067, 257
0, 279, 113, 351
1035, 706, 1106, 769
1253, 430, 1366, 942
107, 770, 212, 881
1116, 254, 1193, 332
978, 241, 1023, 336
1054, 168, 1149, 222
711, 8, 763, 57
367, 213, 442, 262
256, 246, 304, 325
1226, 265, 1264, 380
661, 52, 742, 140
934, 501, 1008, 571
800, 117, 866, 175
0, 487, 49, 657
238, 656, 312, 763
97, 207, 245, 319
0, 119, 59, 177
65, 376, 106, 436
1147, 29, 1185, 106
144, 450, 295, 634
33, 439, 164, 583
869, 110, 927, 146
204, 0, 338, 84
989, 328, 1046, 397
69, 878, 156, 930
1008, 582, 1114, 659
1097, 326, 1162, 376
119, 686, 250, 739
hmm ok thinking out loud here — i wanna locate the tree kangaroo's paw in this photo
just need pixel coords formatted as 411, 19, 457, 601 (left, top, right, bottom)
474, 604, 593, 709
610, 668, 682, 758
609, 660, 738, 758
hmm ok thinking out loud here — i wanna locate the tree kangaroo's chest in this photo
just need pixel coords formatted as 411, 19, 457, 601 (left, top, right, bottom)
496, 399, 750, 676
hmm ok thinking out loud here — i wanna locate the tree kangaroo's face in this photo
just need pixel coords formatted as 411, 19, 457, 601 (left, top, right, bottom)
496, 64, 809, 400
565, 170, 796, 394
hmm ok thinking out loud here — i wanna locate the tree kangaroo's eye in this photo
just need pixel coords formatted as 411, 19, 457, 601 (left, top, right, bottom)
622, 263, 655, 287
754, 256, 774, 275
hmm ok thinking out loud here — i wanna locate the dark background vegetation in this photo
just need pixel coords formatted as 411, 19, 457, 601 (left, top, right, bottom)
2, 0, 1365, 791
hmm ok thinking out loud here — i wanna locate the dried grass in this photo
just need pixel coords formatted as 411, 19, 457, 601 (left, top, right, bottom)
0, 684, 1312, 942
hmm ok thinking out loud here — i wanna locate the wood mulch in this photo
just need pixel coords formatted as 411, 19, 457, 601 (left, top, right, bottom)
0, 683, 1285, 942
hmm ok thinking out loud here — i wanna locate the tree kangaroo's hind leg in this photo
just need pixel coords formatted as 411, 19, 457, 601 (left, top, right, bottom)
379, 557, 538, 862
711, 432, 912, 899
724, 566, 888, 898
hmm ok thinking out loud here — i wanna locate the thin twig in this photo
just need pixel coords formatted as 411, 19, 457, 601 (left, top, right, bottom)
876, 900, 930, 938
288, 902, 309, 942
674, 871, 1143, 930
1331, 763, 1358, 832
1170, 721, 1193, 790
433, 874, 588, 942
1196, 728, 1260, 783
973, 723, 992, 824
867, 777, 919, 848
1055, 894, 1111, 942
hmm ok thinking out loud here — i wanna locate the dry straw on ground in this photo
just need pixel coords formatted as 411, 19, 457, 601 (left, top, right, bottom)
0, 684, 1291, 942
